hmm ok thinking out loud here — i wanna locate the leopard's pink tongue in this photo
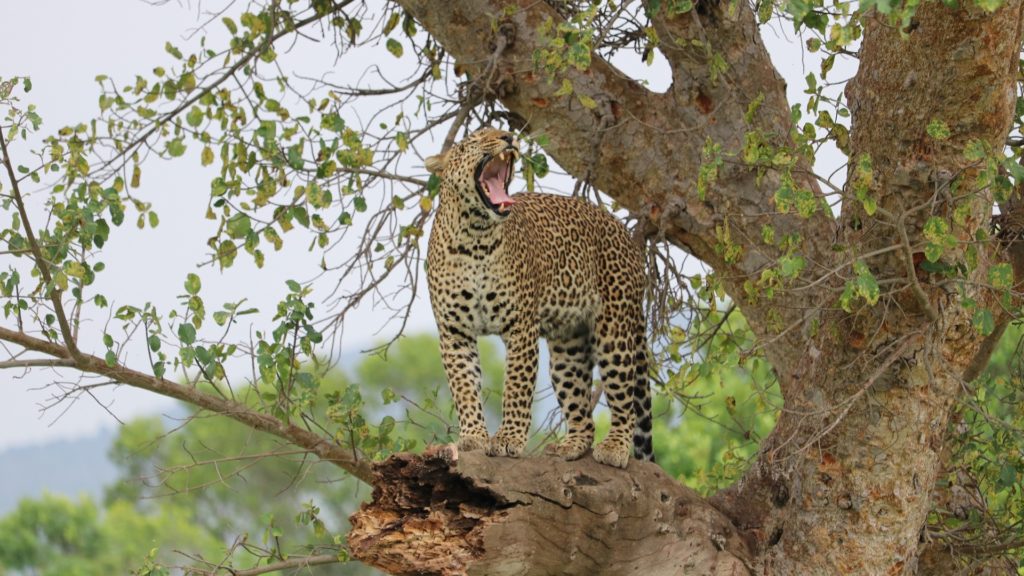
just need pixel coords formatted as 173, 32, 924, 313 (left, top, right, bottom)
483, 173, 515, 210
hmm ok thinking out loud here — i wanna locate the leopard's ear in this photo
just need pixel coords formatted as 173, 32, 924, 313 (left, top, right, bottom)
425, 153, 449, 175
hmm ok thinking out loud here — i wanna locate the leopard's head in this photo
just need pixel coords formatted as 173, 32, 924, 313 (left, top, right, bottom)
426, 127, 519, 219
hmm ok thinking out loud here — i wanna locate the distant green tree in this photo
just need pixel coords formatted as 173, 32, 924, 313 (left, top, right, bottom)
0, 493, 220, 576
653, 310, 780, 493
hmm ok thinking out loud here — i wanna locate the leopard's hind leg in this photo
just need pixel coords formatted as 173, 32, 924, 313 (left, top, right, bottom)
544, 333, 595, 460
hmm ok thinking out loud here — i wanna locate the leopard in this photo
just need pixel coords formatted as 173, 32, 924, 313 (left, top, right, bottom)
424, 127, 654, 468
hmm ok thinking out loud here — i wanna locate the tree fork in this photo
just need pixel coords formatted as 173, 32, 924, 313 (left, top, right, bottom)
349, 446, 752, 576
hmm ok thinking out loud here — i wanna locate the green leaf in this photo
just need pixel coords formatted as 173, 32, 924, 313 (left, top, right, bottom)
217, 241, 237, 268
226, 213, 252, 239
778, 255, 806, 279
383, 12, 400, 34
577, 94, 597, 109
923, 217, 950, 243
860, 196, 877, 216
972, 308, 995, 335
386, 39, 404, 58
964, 139, 988, 162
178, 323, 197, 345
321, 112, 345, 132
105, 350, 117, 367
184, 273, 202, 295
668, 0, 694, 14
186, 107, 204, 127
65, 261, 87, 279
924, 243, 944, 263
553, 79, 573, 97
379, 415, 395, 436
926, 119, 950, 140
165, 42, 183, 59
853, 261, 880, 306
989, 262, 1014, 290
53, 271, 69, 291
259, 47, 277, 63
287, 145, 304, 170
166, 139, 187, 157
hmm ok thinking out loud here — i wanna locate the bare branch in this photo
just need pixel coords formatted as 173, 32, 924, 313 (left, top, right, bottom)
0, 358, 75, 370
190, 553, 340, 575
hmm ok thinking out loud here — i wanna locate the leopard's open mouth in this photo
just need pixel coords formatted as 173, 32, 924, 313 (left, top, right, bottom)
475, 148, 517, 215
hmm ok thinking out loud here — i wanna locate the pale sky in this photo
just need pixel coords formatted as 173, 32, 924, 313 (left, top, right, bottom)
0, 1, 850, 451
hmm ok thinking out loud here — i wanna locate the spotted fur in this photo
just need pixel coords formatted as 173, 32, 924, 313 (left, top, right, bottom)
425, 128, 654, 468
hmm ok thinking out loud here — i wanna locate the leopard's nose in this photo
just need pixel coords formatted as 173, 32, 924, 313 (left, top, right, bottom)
500, 134, 513, 145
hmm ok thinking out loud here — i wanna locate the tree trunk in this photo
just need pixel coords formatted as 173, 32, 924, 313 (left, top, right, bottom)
713, 2, 1024, 572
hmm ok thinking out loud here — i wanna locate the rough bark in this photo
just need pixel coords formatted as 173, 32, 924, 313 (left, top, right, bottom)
349, 446, 751, 575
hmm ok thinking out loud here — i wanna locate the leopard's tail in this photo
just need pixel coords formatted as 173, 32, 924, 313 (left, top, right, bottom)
632, 325, 655, 462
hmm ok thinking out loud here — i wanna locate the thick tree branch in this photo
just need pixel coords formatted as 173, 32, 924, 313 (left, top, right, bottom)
0, 325, 374, 484
349, 446, 752, 576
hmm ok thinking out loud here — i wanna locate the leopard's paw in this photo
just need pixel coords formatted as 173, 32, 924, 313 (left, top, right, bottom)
592, 436, 630, 469
486, 431, 526, 458
544, 435, 592, 461
457, 433, 489, 452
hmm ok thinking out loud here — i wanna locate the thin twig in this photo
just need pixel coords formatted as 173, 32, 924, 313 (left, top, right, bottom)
0, 129, 81, 360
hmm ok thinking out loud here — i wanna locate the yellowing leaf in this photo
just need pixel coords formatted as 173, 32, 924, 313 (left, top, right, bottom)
554, 79, 573, 97
577, 94, 597, 109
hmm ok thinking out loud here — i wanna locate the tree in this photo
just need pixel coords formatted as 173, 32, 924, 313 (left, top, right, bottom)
1, 0, 1023, 572
0, 493, 223, 576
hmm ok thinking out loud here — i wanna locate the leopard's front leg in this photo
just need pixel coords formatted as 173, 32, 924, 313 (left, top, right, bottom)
439, 327, 489, 451
487, 321, 540, 458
